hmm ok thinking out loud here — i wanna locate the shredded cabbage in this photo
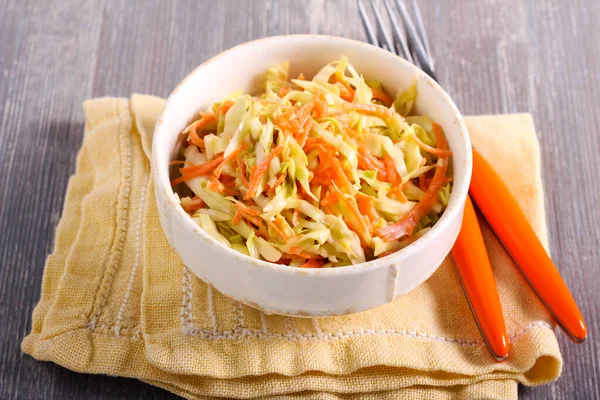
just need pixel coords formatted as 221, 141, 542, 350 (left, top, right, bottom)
393, 80, 417, 116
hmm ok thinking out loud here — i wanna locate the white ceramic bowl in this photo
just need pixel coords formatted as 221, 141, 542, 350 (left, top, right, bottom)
152, 35, 471, 317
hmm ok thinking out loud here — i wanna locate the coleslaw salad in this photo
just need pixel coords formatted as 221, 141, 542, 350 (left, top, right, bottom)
171, 57, 452, 268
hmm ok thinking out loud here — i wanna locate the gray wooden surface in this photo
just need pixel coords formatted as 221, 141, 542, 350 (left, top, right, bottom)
1, 0, 598, 398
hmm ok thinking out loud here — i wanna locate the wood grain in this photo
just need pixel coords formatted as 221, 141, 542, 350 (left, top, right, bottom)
1, 0, 598, 398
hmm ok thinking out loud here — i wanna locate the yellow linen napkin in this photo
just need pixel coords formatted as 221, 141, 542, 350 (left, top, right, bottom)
22, 95, 562, 399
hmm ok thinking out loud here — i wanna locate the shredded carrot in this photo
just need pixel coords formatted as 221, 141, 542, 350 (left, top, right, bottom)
237, 157, 250, 187
278, 85, 292, 98
317, 146, 353, 191
384, 155, 399, 187
244, 213, 264, 227
213, 142, 248, 178
297, 73, 306, 80
383, 156, 406, 202
300, 258, 324, 268
287, 246, 314, 259
198, 114, 217, 128
186, 115, 216, 148
356, 193, 380, 224
235, 201, 261, 216
207, 176, 225, 193
274, 113, 292, 132
332, 72, 356, 102
338, 84, 355, 102
412, 133, 453, 157
274, 215, 290, 233
419, 173, 430, 191
187, 114, 216, 147
275, 108, 304, 135
304, 137, 337, 153
221, 186, 240, 197
245, 143, 285, 199
390, 185, 408, 203
322, 186, 371, 244
232, 211, 242, 225
181, 198, 206, 213
304, 137, 333, 148
297, 103, 314, 126
220, 174, 234, 184
297, 119, 313, 147
258, 100, 295, 108
267, 173, 287, 197
377, 123, 450, 242
234, 202, 265, 228
266, 218, 288, 240
313, 92, 328, 119
342, 102, 395, 119
378, 249, 397, 258
370, 87, 393, 107
342, 124, 358, 139
220, 100, 234, 115
310, 167, 337, 187
357, 147, 387, 181
310, 175, 334, 188
293, 103, 314, 145
171, 155, 225, 186
188, 125, 205, 148
273, 256, 295, 265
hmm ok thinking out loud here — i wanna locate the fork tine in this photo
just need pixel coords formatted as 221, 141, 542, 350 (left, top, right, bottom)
394, 0, 436, 80
411, 0, 435, 70
369, 0, 396, 54
394, 1, 429, 68
382, 0, 413, 62
357, 0, 379, 47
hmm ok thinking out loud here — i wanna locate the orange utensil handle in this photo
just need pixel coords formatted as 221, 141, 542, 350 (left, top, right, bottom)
470, 149, 587, 343
452, 196, 509, 361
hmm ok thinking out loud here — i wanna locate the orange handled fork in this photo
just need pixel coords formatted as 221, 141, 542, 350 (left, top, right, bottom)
469, 149, 588, 344
452, 150, 588, 361
452, 150, 588, 360
451, 196, 509, 360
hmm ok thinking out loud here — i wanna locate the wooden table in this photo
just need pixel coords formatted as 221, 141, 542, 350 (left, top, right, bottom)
1, 0, 598, 398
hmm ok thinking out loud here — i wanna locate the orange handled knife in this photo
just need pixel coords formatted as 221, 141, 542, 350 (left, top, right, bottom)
469, 149, 587, 343
452, 195, 509, 360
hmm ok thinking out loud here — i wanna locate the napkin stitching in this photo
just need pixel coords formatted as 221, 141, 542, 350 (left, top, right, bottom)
181, 264, 194, 327
114, 176, 149, 337
233, 302, 245, 333
180, 320, 552, 345
179, 264, 553, 344
93, 323, 141, 334
260, 311, 269, 333
284, 317, 299, 335
89, 100, 133, 331
312, 318, 323, 336
207, 286, 218, 333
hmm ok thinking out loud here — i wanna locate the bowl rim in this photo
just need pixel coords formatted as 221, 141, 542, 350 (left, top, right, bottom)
152, 34, 472, 277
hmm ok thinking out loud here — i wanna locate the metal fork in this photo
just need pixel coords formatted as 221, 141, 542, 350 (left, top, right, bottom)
358, 0, 436, 80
